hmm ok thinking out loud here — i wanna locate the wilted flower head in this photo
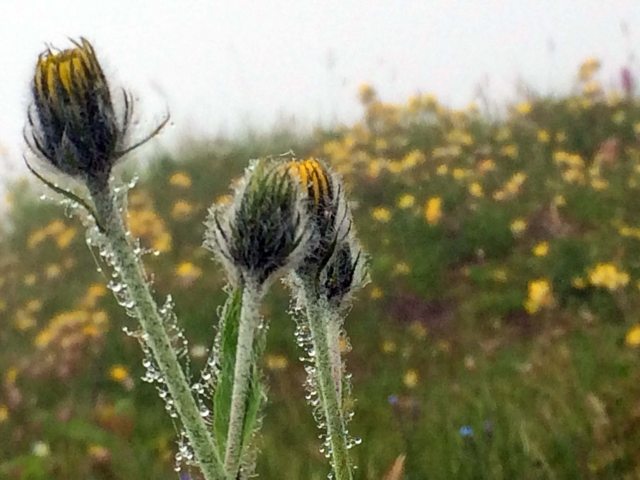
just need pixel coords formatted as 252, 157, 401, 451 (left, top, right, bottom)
25, 38, 142, 188
204, 159, 310, 288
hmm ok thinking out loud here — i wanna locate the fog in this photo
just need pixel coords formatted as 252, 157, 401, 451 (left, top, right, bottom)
1, 0, 638, 175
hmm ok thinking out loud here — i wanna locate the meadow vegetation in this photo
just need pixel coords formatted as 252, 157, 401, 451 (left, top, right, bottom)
3, 58, 640, 479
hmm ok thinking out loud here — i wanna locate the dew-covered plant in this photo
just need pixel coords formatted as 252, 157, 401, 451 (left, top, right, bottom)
23, 38, 367, 480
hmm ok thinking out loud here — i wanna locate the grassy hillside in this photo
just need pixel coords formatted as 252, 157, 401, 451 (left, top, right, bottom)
2, 59, 640, 479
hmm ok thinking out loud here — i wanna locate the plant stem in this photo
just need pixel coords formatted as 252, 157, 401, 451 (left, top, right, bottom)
89, 182, 224, 480
326, 316, 343, 405
306, 302, 352, 480
223, 284, 262, 478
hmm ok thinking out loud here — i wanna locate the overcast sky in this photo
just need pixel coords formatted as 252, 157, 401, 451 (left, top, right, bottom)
1, 0, 639, 178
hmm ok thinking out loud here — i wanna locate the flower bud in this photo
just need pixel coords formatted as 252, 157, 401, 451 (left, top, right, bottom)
286, 157, 368, 305
287, 158, 350, 277
26, 38, 130, 186
205, 159, 311, 288
319, 235, 367, 308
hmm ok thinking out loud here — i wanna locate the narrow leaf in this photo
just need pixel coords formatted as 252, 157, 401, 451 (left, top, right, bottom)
213, 287, 243, 456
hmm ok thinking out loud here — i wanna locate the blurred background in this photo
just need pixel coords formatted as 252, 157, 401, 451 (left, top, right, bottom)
3, 1, 640, 479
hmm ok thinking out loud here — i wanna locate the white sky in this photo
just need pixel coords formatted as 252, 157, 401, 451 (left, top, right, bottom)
1, 0, 639, 178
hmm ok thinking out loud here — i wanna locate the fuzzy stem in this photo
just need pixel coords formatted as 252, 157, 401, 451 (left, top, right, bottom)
326, 316, 343, 405
306, 301, 352, 480
89, 182, 224, 480
223, 285, 262, 478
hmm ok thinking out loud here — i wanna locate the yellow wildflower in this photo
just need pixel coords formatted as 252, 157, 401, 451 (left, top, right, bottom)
492, 269, 508, 283
612, 110, 626, 125
215, 194, 233, 206
516, 102, 532, 115
393, 262, 411, 275
554, 195, 566, 207
436, 164, 448, 176
533, 241, 549, 257
495, 127, 511, 142
579, 57, 600, 81
583, 81, 601, 96
397, 194, 415, 209
402, 150, 425, 169
626, 325, 640, 347
424, 197, 442, 226
83, 324, 100, 337
374, 138, 388, 152
453, 168, 468, 181
422, 93, 438, 111
433, 145, 461, 159
45, 263, 61, 279
176, 262, 202, 280
56, 227, 77, 249
27, 229, 47, 249
109, 365, 129, 382
92, 311, 109, 327
510, 218, 527, 235
478, 159, 496, 175
469, 182, 484, 198
25, 299, 42, 313
0, 405, 8, 423
152, 232, 172, 253
591, 178, 609, 191
88, 284, 107, 297
171, 200, 194, 220
265, 354, 289, 371
367, 160, 383, 179
5, 367, 18, 384
588, 263, 629, 291
403, 369, 419, 388
381, 340, 397, 354
406, 94, 422, 114
556, 131, 567, 143
502, 144, 518, 159
387, 161, 403, 174
572, 277, 587, 289
88, 445, 110, 461
563, 168, 585, 184
524, 278, 554, 314
169, 172, 192, 188
15, 314, 36, 331
409, 321, 427, 340
24, 274, 36, 286
370, 286, 384, 299
537, 130, 550, 143
372, 207, 391, 223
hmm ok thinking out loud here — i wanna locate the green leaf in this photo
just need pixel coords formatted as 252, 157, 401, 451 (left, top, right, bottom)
212, 286, 267, 467
241, 321, 267, 448
213, 286, 243, 458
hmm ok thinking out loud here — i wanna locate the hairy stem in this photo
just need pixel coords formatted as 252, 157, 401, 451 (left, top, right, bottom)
326, 316, 343, 405
306, 302, 352, 480
89, 181, 224, 480
223, 285, 262, 478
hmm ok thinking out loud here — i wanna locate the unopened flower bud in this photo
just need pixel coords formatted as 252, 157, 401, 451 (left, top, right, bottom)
287, 158, 350, 277
205, 159, 310, 288
320, 235, 367, 308
26, 38, 132, 187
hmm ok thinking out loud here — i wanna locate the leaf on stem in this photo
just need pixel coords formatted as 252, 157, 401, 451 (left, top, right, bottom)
212, 287, 264, 463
